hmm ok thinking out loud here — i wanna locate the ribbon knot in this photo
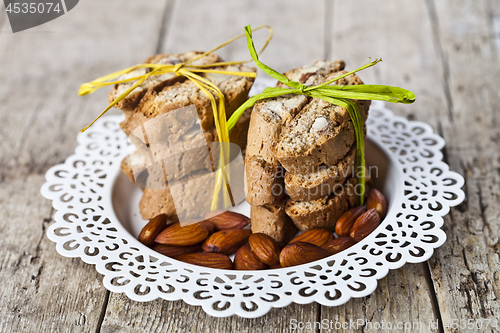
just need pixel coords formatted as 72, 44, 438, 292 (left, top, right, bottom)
172, 63, 184, 75
78, 25, 273, 210
226, 25, 416, 205
297, 83, 307, 94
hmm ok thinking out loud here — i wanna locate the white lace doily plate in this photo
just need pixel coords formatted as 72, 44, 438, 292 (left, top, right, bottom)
41, 78, 465, 318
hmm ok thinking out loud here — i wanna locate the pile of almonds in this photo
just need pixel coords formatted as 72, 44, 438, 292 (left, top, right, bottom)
138, 189, 387, 270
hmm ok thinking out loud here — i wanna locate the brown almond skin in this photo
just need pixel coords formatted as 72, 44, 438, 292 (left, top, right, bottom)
322, 237, 357, 255
289, 228, 334, 247
152, 244, 202, 258
234, 244, 267, 270
175, 252, 234, 270
367, 189, 387, 219
202, 229, 252, 254
203, 210, 224, 219
200, 220, 216, 234
248, 233, 281, 266
335, 206, 367, 237
350, 208, 381, 242
203, 211, 250, 230
138, 214, 168, 247
279, 242, 330, 267
155, 222, 209, 246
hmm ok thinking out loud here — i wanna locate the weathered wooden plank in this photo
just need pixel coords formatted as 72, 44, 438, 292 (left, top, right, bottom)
162, 0, 326, 74
490, 0, 500, 59
319, 264, 440, 332
320, 0, 446, 331
426, 0, 500, 331
101, 293, 318, 333
0, 1, 168, 332
100, 1, 326, 332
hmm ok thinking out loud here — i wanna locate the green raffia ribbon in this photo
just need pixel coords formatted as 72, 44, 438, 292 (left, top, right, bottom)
228, 25, 416, 205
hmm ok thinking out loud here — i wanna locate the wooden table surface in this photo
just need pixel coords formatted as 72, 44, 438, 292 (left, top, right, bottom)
1, 0, 499, 332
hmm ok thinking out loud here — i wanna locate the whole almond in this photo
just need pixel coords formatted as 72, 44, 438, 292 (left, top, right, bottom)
203, 211, 250, 230
234, 244, 267, 270
279, 242, 330, 267
335, 206, 367, 237
138, 214, 168, 247
202, 229, 252, 254
152, 244, 202, 257
367, 189, 387, 219
175, 252, 233, 270
155, 222, 209, 246
248, 233, 281, 266
289, 228, 334, 247
322, 237, 357, 255
350, 208, 381, 242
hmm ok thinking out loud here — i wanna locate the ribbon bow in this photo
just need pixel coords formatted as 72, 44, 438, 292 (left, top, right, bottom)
228, 25, 416, 204
79, 25, 273, 210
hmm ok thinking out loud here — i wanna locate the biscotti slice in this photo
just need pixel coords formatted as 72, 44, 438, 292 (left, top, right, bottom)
285, 144, 356, 201
244, 155, 285, 205
120, 63, 255, 135
251, 200, 298, 247
244, 94, 308, 205
275, 70, 370, 173
140, 154, 245, 221
108, 51, 220, 112
140, 187, 177, 220
245, 60, 349, 164
285, 179, 358, 231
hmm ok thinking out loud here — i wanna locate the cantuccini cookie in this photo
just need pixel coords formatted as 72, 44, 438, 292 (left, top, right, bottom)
275, 69, 370, 173
284, 144, 356, 201
285, 179, 359, 231
120, 63, 255, 135
112, 52, 255, 221
108, 52, 220, 112
245, 60, 369, 206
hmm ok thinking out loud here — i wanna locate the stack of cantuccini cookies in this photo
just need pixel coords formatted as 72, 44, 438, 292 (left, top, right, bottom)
111, 51, 256, 221
245, 60, 371, 246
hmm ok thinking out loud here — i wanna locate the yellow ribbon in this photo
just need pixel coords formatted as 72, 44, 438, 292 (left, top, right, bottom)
79, 25, 273, 210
